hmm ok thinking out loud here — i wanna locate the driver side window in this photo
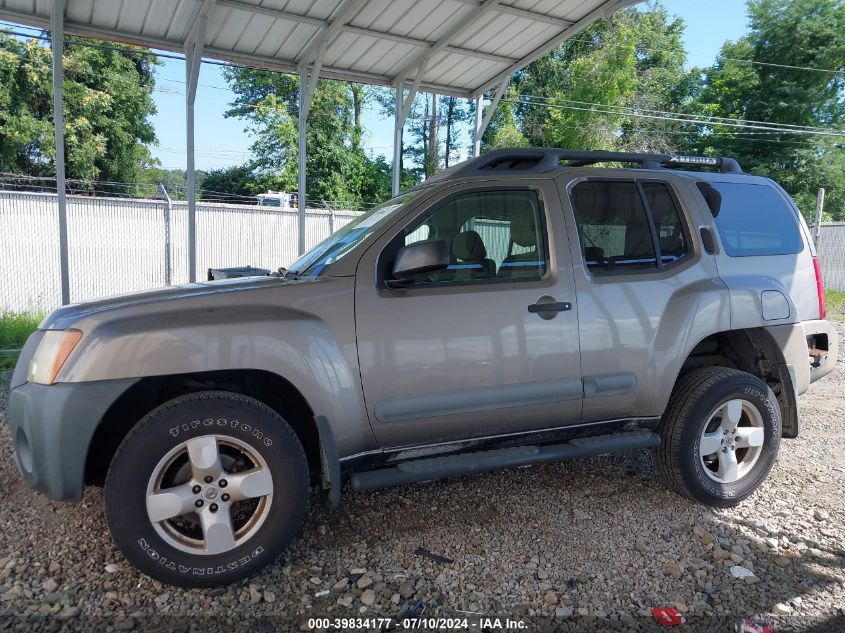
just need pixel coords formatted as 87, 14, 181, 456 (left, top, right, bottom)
403, 189, 546, 284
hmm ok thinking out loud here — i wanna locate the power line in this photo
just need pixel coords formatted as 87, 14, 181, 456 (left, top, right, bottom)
8, 23, 835, 135
562, 35, 845, 77
504, 97, 845, 138
515, 94, 845, 135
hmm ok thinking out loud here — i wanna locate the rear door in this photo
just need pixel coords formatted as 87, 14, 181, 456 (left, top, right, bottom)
558, 172, 722, 423
354, 180, 583, 448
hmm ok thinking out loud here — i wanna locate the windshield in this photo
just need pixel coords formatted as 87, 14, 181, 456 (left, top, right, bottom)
286, 191, 420, 277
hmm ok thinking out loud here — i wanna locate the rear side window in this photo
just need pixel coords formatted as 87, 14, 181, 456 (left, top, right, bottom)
642, 182, 689, 264
570, 180, 689, 273
700, 182, 803, 256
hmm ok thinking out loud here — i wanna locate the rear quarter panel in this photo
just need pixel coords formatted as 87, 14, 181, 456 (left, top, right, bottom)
698, 174, 819, 325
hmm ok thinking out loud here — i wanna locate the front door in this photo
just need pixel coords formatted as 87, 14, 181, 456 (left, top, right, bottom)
354, 182, 582, 449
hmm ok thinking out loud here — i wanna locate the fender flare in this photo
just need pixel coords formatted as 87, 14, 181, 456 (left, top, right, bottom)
315, 416, 342, 510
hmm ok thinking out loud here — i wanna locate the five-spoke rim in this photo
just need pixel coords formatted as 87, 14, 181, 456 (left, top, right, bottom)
145, 434, 273, 555
699, 399, 765, 484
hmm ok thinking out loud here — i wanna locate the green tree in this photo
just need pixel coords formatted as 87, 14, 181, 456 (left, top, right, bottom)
223, 67, 394, 206
0, 32, 158, 189
441, 95, 472, 167
687, 0, 845, 220
487, 3, 689, 153
484, 88, 529, 150
198, 164, 262, 203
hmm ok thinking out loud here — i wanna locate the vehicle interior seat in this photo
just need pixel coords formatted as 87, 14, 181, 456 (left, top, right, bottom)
449, 230, 496, 280
583, 246, 606, 268
498, 206, 542, 278
658, 235, 685, 263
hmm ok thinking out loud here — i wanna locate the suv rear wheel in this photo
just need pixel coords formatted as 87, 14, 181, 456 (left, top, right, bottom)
104, 391, 309, 587
655, 367, 781, 507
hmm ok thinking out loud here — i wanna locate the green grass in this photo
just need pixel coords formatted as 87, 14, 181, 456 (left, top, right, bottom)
0, 310, 43, 373
826, 288, 845, 322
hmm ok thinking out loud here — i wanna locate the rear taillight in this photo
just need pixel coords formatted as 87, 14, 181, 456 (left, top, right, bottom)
813, 256, 826, 319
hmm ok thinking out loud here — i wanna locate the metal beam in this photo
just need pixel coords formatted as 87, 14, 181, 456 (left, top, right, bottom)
158, 184, 173, 286
392, 85, 403, 196
297, 67, 310, 255
342, 26, 516, 65
216, 1, 516, 65
298, 58, 321, 121
295, 13, 330, 254
391, 56, 427, 194
184, 0, 213, 283
472, 95, 482, 157
391, 68, 426, 196
0, 6, 476, 98
216, 0, 328, 27
296, 0, 367, 65
473, 78, 509, 150
451, 0, 574, 28
51, 0, 70, 305
392, 0, 502, 83
474, 0, 640, 95
0, 0, 633, 101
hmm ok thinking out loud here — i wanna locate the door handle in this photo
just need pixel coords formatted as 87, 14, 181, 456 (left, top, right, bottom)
527, 301, 572, 313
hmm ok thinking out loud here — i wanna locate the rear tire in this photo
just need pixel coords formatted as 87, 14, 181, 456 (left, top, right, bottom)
655, 367, 781, 507
104, 391, 309, 587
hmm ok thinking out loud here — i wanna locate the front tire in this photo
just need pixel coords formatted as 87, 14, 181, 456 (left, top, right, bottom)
655, 367, 781, 507
104, 391, 309, 587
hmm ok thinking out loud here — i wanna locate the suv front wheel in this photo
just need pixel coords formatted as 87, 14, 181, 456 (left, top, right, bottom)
655, 367, 781, 507
104, 391, 309, 587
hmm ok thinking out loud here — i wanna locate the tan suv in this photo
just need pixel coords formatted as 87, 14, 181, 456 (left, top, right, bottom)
8, 149, 838, 586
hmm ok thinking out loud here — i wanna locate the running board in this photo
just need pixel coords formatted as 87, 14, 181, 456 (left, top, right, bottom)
349, 430, 660, 491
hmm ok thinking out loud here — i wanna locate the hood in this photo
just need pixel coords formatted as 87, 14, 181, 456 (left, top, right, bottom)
42, 276, 296, 329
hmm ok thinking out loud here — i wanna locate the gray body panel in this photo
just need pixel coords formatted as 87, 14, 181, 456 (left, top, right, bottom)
556, 170, 733, 421
6, 158, 839, 502
44, 276, 376, 457
354, 178, 583, 447
8, 379, 138, 501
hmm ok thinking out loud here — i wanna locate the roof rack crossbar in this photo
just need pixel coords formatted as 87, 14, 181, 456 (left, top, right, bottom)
451, 148, 743, 178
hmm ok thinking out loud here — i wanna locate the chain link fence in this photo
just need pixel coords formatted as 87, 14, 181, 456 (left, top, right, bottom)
0, 190, 360, 312
4, 188, 845, 313
816, 222, 845, 292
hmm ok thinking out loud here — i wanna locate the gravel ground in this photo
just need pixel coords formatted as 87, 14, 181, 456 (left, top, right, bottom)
1, 326, 844, 632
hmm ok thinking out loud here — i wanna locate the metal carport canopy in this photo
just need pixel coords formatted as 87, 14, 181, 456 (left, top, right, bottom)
0, 0, 638, 297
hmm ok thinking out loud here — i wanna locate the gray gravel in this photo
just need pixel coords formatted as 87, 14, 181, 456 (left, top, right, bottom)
1, 326, 845, 632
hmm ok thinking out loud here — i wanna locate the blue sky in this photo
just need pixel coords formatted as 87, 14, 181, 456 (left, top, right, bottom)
148, 0, 751, 171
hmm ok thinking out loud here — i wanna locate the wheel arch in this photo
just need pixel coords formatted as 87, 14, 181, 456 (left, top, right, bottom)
670, 327, 799, 437
85, 369, 321, 487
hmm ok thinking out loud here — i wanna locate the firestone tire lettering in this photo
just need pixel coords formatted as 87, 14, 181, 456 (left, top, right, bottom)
169, 418, 273, 447
105, 391, 309, 587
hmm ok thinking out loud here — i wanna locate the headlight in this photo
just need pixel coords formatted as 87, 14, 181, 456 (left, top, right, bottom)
27, 329, 82, 385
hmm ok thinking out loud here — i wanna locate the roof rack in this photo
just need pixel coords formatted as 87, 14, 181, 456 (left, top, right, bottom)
443, 148, 742, 179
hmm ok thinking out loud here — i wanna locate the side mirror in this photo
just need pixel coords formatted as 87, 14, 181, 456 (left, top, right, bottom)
387, 239, 450, 288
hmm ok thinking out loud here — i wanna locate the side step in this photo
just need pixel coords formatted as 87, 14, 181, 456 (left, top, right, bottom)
350, 430, 660, 491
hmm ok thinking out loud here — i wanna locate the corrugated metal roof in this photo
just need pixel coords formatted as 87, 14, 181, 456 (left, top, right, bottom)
1, 0, 638, 97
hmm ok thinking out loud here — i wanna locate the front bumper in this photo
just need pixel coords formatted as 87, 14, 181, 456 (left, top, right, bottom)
7, 378, 137, 501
